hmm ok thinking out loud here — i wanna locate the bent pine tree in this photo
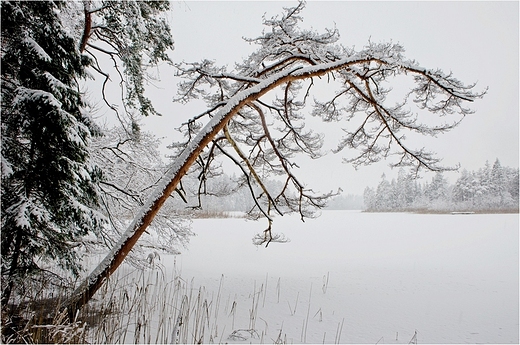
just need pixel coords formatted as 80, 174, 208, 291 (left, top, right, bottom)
65, 3, 485, 317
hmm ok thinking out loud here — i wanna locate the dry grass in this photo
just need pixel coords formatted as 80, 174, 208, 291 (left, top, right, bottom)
364, 207, 519, 214
75, 261, 287, 344
3, 257, 355, 344
191, 210, 246, 219
1, 289, 88, 344
2, 256, 286, 344
175, 209, 246, 219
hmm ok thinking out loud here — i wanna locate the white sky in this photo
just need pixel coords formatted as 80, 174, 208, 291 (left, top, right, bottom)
139, 1, 519, 195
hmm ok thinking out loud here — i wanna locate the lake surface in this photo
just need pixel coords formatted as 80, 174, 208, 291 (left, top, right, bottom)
171, 211, 518, 343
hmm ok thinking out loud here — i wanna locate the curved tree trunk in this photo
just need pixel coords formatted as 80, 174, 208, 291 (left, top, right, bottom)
65, 48, 478, 318
64, 64, 322, 318
79, 3, 91, 53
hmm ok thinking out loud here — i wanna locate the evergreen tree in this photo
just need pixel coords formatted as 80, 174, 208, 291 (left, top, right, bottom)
1, 1, 104, 305
374, 174, 392, 211
67, 2, 486, 314
364, 159, 518, 212
395, 168, 414, 209
363, 187, 376, 211
490, 158, 506, 206
452, 169, 474, 205
506, 167, 519, 204
425, 172, 449, 205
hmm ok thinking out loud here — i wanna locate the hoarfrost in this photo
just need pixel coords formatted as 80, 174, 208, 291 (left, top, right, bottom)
74, 1, 485, 310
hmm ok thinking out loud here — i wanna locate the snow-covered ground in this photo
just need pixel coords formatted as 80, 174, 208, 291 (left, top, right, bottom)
89, 210, 518, 344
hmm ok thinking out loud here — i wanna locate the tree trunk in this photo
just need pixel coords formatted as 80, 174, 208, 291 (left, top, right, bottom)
64, 57, 368, 318
79, 2, 91, 53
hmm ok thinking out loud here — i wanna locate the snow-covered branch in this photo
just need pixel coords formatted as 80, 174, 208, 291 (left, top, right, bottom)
66, 1, 485, 316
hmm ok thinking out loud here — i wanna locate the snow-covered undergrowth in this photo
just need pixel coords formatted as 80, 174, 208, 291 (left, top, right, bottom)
81, 211, 518, 344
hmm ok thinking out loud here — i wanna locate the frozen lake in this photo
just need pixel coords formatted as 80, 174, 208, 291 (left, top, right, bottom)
170, 210, 518, 344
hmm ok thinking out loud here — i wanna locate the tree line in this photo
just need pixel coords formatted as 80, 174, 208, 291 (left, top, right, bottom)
363, 159, 519, 212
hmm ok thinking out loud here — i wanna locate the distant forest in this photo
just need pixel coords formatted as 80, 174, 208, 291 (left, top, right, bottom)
363, 159, 519, 213
175, 159, 518, 214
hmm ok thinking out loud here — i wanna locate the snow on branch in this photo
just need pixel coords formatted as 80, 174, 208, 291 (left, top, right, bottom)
68, 1, 486, 315
168, 0, 485, 235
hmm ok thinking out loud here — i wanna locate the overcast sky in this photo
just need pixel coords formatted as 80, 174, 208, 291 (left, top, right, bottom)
140, 1, 519, 195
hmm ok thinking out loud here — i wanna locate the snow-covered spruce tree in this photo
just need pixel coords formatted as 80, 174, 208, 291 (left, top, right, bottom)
424, 172, 450, 208
66, 2, 485, 315
0, 1, 104, 306
363, 160, 519, 212
0, 1, 176, 325
451, 159, 519, 211
489, 159, 509, 207
369, 171, 425, 211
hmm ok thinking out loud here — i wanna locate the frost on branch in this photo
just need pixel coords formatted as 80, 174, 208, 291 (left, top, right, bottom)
171, 1, 485, 238
79, 0, 174, 124
90, 125, 193, 264
68, 1, 486, 313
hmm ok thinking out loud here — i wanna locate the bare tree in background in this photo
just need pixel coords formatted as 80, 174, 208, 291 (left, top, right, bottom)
66, 2, 485, 316
90, 125, 193, 263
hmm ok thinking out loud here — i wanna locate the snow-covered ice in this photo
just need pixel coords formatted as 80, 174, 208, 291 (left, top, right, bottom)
86, 210, 518, 344
169, 210, 518, 344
